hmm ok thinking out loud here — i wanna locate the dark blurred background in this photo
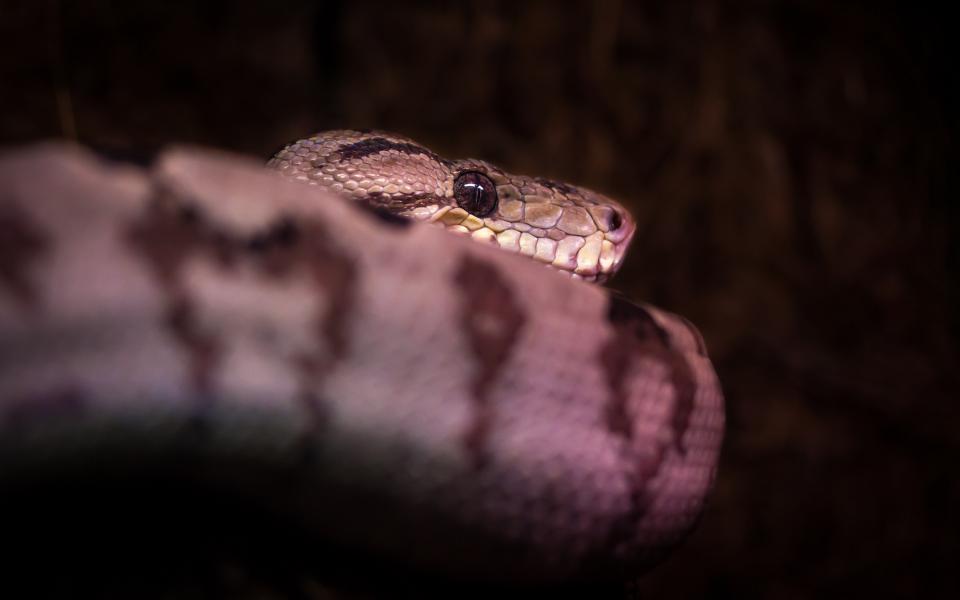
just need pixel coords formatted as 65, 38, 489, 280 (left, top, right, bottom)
1, 0, 957, 597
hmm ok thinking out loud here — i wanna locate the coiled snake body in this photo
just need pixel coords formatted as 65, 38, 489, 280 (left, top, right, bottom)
0, 132, 724, 584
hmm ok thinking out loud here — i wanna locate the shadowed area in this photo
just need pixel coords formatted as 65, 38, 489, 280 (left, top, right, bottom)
1, 459, 625, 599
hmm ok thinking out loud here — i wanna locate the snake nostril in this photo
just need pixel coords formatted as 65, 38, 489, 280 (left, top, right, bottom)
609, 210, 623, 231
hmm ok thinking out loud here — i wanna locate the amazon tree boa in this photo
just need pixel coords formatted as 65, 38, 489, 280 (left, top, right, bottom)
0, 132, 723, 590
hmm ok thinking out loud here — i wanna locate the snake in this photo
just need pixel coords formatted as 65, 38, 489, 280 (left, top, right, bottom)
0, 131, 724, 588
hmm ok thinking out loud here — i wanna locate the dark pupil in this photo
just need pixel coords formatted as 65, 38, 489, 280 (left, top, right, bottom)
453, 171, 498, 218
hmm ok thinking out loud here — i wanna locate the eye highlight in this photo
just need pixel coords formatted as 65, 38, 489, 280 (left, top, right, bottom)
453, 171, 498, 218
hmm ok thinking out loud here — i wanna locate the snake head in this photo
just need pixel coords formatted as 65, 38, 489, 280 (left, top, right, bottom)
268, 130, 636, 283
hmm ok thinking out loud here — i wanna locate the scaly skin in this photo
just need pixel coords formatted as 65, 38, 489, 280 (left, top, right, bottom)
269, 130, 635, 283
0, 141, 724, 584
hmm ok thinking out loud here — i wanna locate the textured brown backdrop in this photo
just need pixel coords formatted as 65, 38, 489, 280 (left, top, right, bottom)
1, 1, 956, 598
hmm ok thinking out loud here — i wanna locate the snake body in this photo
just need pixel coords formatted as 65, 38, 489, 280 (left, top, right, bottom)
0, 134, 724, 584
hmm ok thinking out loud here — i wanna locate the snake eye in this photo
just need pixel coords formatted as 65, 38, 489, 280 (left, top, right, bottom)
453, 171, 498, 218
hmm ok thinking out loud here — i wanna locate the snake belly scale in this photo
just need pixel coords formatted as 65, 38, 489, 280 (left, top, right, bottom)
0, 133, 724, 583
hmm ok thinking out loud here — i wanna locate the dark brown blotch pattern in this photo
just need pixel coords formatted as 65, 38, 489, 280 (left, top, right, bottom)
126, 191, 358, 438
252, 218, 357, 363
127, 196, 226, 396
335, 136, 453, 167
595, 294, 699, 559
255, 218, 357, 456
0, 204, 50, 308
453, 255, 526, 469
603, 295, 696, 454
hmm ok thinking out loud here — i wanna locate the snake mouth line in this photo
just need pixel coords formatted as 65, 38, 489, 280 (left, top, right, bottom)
420, 206, 624, 283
